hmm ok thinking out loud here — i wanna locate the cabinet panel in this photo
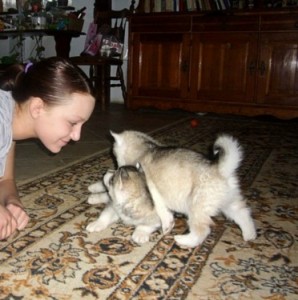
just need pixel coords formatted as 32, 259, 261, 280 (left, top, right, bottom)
130, 33, 190, 99
193, 15, 259, 32
260, 14, 298, 31
191, 33, 258, 103
257, 33, 298, 106
130, 15, 191, 33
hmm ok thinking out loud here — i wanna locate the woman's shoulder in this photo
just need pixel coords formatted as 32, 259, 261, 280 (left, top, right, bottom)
0, 89, 14, 130
0, 90, 14, 113
0, 90, 14, 177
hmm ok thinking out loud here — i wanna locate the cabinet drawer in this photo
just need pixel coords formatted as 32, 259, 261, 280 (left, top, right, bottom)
192, 15, 259, 32
130, 15, 191, 33
261, 14, 298, 31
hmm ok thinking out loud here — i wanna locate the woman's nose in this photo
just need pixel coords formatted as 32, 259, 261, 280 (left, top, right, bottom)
70, 126, 81, 141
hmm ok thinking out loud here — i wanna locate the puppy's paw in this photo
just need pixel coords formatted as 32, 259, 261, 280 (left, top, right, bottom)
86, 220, 108, 232
243, 227, 257, 241
132, 230, 150, 244
174, 234, 200, 248
87, 192, 109, 205
88, 181, 105, 193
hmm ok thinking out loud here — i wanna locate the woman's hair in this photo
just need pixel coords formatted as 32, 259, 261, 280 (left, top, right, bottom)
0, 57, 94, 106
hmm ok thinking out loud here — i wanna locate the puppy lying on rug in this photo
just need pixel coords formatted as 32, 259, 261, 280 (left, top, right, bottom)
87, 164, 161, 244
110, 131, 257, 248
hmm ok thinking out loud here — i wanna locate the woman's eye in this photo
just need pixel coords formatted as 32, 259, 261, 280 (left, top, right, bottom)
70, 122, 77, 126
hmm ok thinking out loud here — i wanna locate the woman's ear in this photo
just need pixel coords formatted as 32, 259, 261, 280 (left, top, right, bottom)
29, 97, 45, 119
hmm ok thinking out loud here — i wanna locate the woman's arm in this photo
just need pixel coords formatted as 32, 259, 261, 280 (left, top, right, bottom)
0, 142, 29, 240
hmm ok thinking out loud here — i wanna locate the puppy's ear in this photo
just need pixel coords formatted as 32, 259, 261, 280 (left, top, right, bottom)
105, 169, 115, 175
136, 162, 144, 173
110, 130, 116, 139
110, 131, 122, 145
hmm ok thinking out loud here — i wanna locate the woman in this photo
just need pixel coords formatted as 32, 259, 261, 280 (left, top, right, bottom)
0, 57, 95, 240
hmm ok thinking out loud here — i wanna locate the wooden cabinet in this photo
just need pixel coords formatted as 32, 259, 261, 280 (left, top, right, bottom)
190, 32, 258, 103
257, 33, 298, 107
127, 10, 298, 119
131, 32, 190, 100
129, 15, 191, 109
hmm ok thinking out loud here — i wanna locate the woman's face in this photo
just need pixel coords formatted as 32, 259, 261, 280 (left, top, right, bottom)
35, 93, 95, 153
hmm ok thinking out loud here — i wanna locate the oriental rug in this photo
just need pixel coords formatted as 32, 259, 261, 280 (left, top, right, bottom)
0, 114, 297, 300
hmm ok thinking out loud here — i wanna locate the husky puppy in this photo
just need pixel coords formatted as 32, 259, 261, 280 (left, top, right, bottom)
110, 130, 257, 248
86, 164, 161, 244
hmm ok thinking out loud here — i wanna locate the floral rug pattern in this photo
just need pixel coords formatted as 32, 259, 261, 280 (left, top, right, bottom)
0, 115, 297, 300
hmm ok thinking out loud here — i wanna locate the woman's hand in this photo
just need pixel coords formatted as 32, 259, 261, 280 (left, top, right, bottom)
0, 143, 30, 240
0, 204, 29, 240
7, 203, 29, 230
0, 204, 18, 240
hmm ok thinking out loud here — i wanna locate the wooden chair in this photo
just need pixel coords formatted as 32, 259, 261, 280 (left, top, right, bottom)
69, 7, 131, 110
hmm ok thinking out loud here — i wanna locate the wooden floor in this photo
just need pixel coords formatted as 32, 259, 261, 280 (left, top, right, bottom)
15, 103, 191, 182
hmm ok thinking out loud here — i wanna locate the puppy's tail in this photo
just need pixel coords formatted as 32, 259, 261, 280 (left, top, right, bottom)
213, 135, 243, 178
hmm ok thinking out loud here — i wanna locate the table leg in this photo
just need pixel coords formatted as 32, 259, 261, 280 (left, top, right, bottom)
95, 64, 110, 111
53, 34, 72, 58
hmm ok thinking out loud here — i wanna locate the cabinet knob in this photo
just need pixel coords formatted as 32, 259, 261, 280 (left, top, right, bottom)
249, 61, 256, 74
259, 61, 266, 76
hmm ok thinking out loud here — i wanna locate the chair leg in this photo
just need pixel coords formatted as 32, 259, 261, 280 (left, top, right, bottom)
101, 65, 111, 110
88, 64, 126, 110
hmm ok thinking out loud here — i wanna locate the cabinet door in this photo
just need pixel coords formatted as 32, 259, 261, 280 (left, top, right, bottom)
190, 33, 258, 103
129, 33, 190, 100
257, 33, 298, 107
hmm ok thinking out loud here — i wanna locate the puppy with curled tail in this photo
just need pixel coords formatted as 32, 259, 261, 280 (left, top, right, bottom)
111, 131, 257, 248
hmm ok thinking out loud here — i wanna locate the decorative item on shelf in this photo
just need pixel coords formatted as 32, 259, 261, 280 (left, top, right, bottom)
66, 6, 85, 31
31, 2, 47, 29
29, 0, 43, 12
45, 1, 57, 11
46, 5, 85, 31
57, 0, 68, 7
67, 16, 84, 31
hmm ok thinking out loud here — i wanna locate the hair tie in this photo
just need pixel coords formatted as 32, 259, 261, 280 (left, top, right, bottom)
25, 62, 33, 73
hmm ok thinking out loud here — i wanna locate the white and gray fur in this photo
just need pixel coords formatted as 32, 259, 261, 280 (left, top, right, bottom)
86, 164, 161, 244
110, 130, 257, 248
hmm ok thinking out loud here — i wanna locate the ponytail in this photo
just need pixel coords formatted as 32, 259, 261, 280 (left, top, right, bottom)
0, 64, 24, 91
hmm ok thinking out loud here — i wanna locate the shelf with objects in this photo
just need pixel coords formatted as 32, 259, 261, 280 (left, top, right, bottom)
0, 1, 86, 64
126, 0, 298, 119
